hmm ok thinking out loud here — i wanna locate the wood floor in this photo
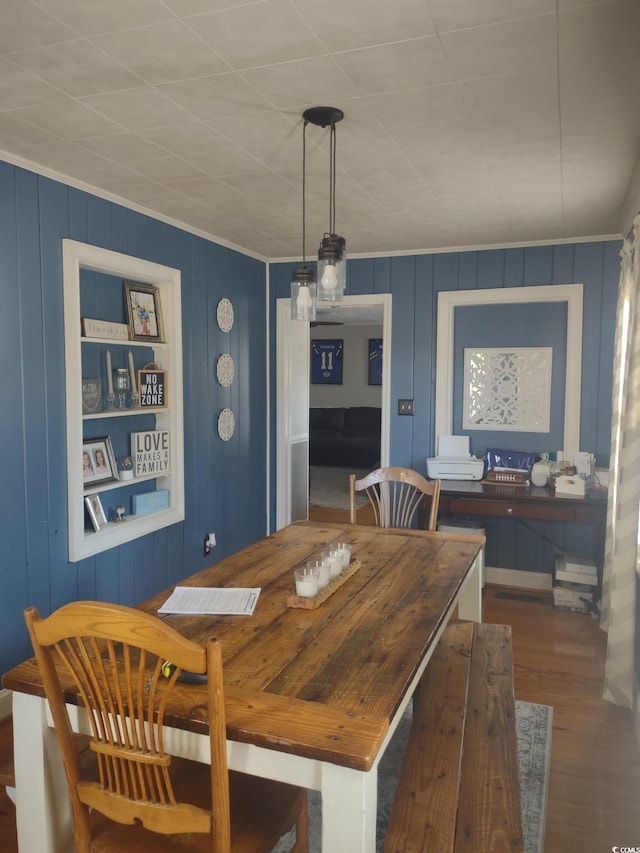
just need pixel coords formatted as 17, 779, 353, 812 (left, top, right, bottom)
1, 510, 639, 851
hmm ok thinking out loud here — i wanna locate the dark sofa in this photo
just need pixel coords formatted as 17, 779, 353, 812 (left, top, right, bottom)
309, 406, 381, 469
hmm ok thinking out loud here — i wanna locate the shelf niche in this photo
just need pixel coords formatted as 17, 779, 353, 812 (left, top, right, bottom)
63, 239, 185, 562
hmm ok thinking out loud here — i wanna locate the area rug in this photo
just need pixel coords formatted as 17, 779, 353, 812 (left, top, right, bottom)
309, 465, 371, 510
273, 699, 552, 853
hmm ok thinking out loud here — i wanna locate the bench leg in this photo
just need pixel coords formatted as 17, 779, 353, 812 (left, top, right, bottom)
457, 551, 482, 621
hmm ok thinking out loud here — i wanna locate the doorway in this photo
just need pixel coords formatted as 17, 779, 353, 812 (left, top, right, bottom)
276, 294, 392, 530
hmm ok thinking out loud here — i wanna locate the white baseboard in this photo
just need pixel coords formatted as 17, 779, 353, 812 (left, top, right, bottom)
485, 566, 553, 591
0, 688, 12, 721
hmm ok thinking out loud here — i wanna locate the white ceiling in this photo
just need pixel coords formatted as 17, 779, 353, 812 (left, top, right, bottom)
1, 0, 639, 261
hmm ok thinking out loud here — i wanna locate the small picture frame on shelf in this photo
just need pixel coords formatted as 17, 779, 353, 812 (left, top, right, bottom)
124, 281, 165, 343
137, 366, 167, 408
85, 494, 107, 532
83, 436, 118, 489
81, 378, 103, 414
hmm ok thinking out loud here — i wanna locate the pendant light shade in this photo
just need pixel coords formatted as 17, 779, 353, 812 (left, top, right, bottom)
318, 233, 346, 302
290, 111, 317, 320
304, 106, 346, 304
291, 265, 317, 322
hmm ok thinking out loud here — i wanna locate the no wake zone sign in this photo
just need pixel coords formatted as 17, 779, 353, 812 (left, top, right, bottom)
137, 368, 167, 408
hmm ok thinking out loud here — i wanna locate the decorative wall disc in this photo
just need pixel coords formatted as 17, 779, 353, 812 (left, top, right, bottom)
216, 298, 234, 333
217, 408, 235, 441
216, 353, 235, 387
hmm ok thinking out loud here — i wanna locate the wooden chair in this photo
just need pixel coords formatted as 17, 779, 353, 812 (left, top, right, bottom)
24, 601, 309, 853
349, 466, 441, 530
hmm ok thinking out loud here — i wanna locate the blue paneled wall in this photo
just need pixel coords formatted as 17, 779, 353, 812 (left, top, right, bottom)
0, 155, 622, 676
270, 241, 619, 572
0, 162, 267, 677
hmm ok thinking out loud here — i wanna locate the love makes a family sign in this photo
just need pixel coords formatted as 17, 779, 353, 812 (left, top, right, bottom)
131, 430, 170, 477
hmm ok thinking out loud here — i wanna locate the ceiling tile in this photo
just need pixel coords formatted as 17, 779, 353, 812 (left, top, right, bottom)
14, 100, 124, 140
80, 87, 198, 131
140, 122, 229, 156
191, 0, 325, 69
76, 132, 169, 161
333, 37, 453, 95
457, 67, 559, 121
0, 112, 59, 147
426, 0, 557, 32
242, 57, 359, 110
439, 14, 558, 80
8, 40, 143, 97
126, 155, 206, 182
90, 21, 229, 85
293, 0, 435, 51
33, 0, 176, 37
559, 0, 639, 65
185, 146, 264, 177
366, 83, 467, 128
157, 73, 273, 120
0, 0, 77, 53
0, 58, 67, 110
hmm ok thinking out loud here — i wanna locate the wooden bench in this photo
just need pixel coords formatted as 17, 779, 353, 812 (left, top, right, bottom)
384, 621, 524, 853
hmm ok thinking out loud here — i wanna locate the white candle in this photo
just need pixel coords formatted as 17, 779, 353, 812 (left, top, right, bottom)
105, 350, 113, 394
323, 549, 343, 579
128, 350, 136, 393
335, 543, 352, 568
295, 567, 319, 597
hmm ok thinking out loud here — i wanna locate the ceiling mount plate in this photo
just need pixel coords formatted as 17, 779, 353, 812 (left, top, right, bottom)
303, 106, 344, 128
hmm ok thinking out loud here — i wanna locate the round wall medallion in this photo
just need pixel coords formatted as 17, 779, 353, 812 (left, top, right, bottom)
217, 408, 235, 442
216, 353, 235, 387
216, 298, 234, 333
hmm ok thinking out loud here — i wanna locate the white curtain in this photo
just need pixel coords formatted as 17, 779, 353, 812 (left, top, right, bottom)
601, 214, 640, 708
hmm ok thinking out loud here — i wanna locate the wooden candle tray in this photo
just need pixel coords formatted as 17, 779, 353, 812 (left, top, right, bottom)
286, 559, 361, 609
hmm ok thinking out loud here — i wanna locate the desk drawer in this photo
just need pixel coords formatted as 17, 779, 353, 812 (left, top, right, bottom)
444, 497, 576, 523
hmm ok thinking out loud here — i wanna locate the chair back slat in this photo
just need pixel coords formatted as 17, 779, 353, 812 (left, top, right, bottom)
24, 601, 220, 849
350, 467, 441, 530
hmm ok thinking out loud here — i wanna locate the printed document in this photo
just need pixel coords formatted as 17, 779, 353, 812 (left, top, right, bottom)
158, 587, 260, 616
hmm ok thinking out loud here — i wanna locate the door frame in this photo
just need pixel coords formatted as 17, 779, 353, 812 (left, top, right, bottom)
276, 293, 392, 530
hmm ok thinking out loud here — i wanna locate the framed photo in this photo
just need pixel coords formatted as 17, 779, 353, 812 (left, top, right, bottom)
81, 378, 102, 414
137, 368, 167, 408
368, 338, 383, 385
83, 436, 118, 488
311, 339, 343, 385
85, 494, 107, 532
124, 282, 164, 343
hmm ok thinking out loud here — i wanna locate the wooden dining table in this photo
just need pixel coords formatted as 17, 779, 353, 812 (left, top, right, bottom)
3, 520, 483, 853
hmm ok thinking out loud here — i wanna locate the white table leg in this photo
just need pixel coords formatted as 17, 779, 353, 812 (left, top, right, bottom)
13, 692, 73, 853
457, 550, 483, 622
320, 762, 377, 853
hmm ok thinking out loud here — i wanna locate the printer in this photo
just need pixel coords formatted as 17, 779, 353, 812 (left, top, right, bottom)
426, 435, 485, 481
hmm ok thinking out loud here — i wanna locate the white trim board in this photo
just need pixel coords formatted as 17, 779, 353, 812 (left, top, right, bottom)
435, 284, 584, 458
485, 567, 553, 591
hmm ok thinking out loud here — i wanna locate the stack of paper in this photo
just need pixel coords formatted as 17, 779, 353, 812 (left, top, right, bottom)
158, 587, 260, 616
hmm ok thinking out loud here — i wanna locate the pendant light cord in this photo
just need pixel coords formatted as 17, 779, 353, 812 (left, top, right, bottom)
329, 121, 337, 235
302, 119, 308, 264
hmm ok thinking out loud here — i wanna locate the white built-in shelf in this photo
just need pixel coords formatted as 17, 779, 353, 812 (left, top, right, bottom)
63, 239, 185, 562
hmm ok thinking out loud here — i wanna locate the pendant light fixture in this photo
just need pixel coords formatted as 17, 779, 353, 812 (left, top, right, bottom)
304, 106, 346, 303
290, 114, 317, 321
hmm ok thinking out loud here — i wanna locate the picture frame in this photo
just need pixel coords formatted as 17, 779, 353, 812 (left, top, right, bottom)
83, 436, 118, 488
85, 494, 107, 532
81, 378, 103, 414
124, 281, 164, 343
368, 338, 383, 386
311, 339, 344, 385
137, 367, 168, 408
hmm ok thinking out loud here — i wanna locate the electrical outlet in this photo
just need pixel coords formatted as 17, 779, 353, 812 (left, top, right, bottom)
203, 532, 216, 556
398, 399, 414, 416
